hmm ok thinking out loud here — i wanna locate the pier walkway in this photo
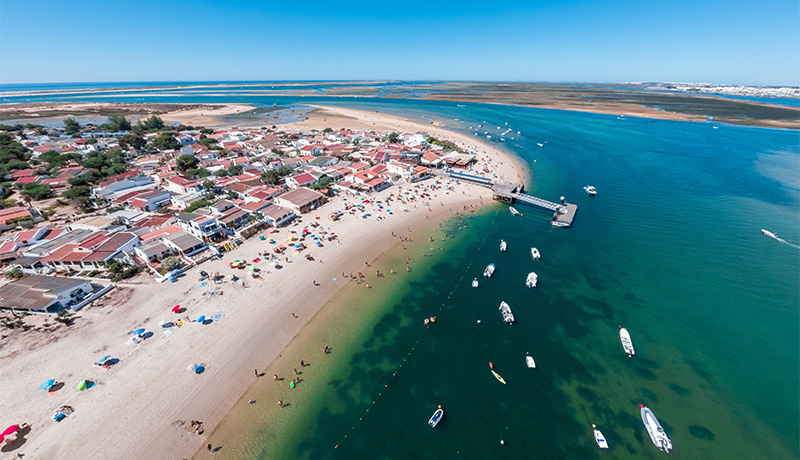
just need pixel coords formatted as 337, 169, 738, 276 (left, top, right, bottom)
431, 168, 577, 227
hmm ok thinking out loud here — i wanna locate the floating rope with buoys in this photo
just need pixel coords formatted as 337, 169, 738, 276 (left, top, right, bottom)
325, 208, 499, 457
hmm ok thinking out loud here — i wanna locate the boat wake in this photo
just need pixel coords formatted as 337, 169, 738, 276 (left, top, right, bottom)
762, 229, 800, 248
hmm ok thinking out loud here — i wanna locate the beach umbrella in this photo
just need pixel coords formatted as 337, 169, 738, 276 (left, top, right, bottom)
1, 425, 19, 441
172, 305, 181, 313
197, 315, 206, 323
40, 378, 56, 391
95, 355, 111, 366
77, 379, 88, 391
133, 328, 145, 336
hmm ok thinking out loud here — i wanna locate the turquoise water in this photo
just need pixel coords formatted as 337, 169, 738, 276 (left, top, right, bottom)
2, 88, 798, 458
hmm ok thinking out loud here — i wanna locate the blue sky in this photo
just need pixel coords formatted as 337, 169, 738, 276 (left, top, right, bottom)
1, 0, 798, 85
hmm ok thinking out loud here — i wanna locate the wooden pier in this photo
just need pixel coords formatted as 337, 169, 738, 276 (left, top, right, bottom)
431, 169, 577, 227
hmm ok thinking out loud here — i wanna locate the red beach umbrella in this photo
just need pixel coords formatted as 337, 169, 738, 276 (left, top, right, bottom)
0, 424, 19, 442
172, 305, 181, 313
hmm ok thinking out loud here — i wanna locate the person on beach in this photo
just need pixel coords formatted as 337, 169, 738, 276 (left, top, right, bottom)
300, 360, 305, 367
294, 368, 298, 375
273, 374, 279, 381
254, 369, 259, 377
323, 345, 329, 354
249, 398, 255, 404
278, 400, 283, 408
207, 444, 213, 452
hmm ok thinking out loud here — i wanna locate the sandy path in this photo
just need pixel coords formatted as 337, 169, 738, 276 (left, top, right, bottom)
0, 107, 522, 459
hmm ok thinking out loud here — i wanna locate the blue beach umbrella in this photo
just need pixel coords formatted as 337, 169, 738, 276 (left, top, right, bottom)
133, 328, 145, 336
197, 315, 206, 323
40, 378, 56, 391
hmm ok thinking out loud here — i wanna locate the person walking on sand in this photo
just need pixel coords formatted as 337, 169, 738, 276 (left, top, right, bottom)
300, 360, 305, 366
278, 400, 283, 408
294, 368, 298, 375
254, 369, 259, 377
273, 374, 279, 381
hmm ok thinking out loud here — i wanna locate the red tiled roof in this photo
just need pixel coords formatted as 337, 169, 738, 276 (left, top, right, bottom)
11, 169, 35, 179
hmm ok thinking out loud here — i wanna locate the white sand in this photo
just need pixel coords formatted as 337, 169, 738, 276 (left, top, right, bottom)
0, 106, 523, 459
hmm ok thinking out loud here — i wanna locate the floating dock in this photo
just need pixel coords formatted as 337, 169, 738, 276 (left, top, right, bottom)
432, 169, 577, 227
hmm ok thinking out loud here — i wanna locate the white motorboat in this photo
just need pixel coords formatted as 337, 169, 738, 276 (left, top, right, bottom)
640, 405, 672, 453
584, 185, 597, 196
500, 240, 507, 252
526, 352, 536, 369
531, 247, 540, 260
472, 278, 479, 288
499, 301, 515, 324
484, 264, 495, 278
428, 406, 444, 427
509, 206, 521, 216
592, 424, 609, 449
619, 326, 635, 358
761, 229, 779, 240
526, 272, 538, 288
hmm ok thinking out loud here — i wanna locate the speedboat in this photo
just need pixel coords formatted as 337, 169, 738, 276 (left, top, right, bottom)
489, 362, 507, 384
509, 206, 521, 216
484, 263, 495, 278
531, 247, 540, 260
500, 240, 507, 252
640, 404, 672, 453
499, 301, 515, 324
526, 352, 536, 369
761, 229, 779, 239
472, 278, 479, 288
619, 326, 635, 358
592, 424, 609, 449
428, 406, 444, 427
584, 185, 597, 196
526, 272, 538, 288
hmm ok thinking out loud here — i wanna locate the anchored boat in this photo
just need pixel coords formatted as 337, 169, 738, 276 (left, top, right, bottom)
500, 240, 507, 252
472, 278, 479, 288
509, 206, 521, 216
526, 352, 536, 369
619, 326, 635, 358
592, 424, 609, 449
428, 405, 444, 427
584, 185, 597, 196
640, 404, 672, 453
525, 272, 538, 288
484, 263, 495, 278
531, 247, 540, 260
499, 301, 515, 324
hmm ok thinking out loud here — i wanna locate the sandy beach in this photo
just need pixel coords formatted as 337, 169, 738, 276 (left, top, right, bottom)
0, 106, 523, 459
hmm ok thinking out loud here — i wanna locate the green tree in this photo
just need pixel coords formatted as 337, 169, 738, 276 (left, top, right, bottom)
260, 166, 293, 185
197, 137, 217, 147
119, 134, 145, 151
152, 134, 180, 151
67, 176, 88, 187
312, 177, 334, 190
106, 114, 131, 131
160, 256, 181, 271
176, 154, 199, 172
387, 132, 400, 143
187, 168, 211, 179
200, 128, 214, 135
143, 115, 164, 130
64, 117, 81, 135
21, 183, 52, 200
323, 127, 333, 133
0, 134, 31, 174
63, 185, 91, 200
185, 200, 211, 213
227, 164, 243, 176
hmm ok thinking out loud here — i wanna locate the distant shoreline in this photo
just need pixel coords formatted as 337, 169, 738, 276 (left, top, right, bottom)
2, 81, 797, 130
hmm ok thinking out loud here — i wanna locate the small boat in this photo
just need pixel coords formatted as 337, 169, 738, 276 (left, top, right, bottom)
489, 362, 507, 384
761, 229, 779, 240
428, 405, 444, 427
531, 247, 540, 260
484, 263, 495, 278
640, 404, 672, 453
592, 424, 609, 449
500, 240, 507, 252
509, 207, 521, 216
472, 278, 479, 288
619, 326, 635, 358
584, 185, 597, 196
499, 301, 515, 324
526, 352, 536, 369
525, 272, 538, 288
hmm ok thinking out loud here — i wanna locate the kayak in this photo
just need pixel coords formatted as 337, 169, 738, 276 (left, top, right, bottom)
491, 370, 507, 384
